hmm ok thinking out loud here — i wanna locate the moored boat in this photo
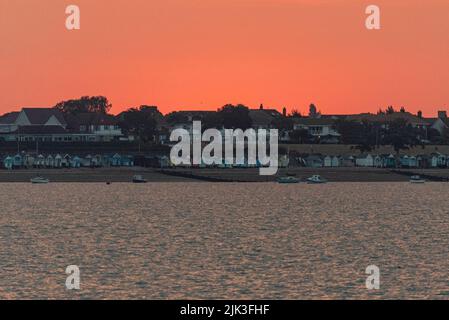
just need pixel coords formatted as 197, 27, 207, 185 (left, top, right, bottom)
31, 176, 50, 184
132, 175, 147, 183
410, 175, 426, 184
306, 175, 327, 184
277, 176, 300, 184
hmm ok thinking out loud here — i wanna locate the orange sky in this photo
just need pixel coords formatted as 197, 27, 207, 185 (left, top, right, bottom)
0, 0, 448, 116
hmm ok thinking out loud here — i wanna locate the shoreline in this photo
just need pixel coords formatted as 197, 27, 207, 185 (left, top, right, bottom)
1, 166, 449, 182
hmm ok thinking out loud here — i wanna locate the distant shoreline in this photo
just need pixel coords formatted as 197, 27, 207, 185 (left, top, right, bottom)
1, 166, 449, 182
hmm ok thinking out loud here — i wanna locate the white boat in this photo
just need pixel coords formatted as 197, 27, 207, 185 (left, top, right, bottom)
31, 176, 50, 184
277, 176, 300, 184
410, 175, 425, 184
306, 175, 327, 184
132, 175, 147, 183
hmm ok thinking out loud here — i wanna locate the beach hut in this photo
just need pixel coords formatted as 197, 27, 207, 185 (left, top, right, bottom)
92, 154, 102, 167
383, 154, 396, 168
3, 156, 13, 170
23, 154, 35, 168
12, 154, 22, 168
429, 153, 446, 168
46, 155, 54, 168
102, 155, 111, 167
159, 156, 170, 168
54, 154, 63, 168
279, 155, 289, 168
35, 154, 45, 167
332, 156, 341, 167
437, 154, 447, 167
306, 154, 324, 168
340, 156, 355, 167
111, 153, 122, 167
61, 154, 71, 168
121, 155, 134, 167
82, 155, 92, 167
70, 156, 81, 168
417, 155, 428, 168
401, 155, 417, 168
430, 154, 438, 168
324, 156, 332, 167
374, 155, 382, 168
355, 154, 374, 167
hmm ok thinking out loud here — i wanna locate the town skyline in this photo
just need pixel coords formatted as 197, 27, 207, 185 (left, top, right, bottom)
1, 0, 448, 116
0, 100, 448, 118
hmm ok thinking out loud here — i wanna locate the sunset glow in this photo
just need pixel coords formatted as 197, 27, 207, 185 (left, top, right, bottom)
0, 0, 448, 115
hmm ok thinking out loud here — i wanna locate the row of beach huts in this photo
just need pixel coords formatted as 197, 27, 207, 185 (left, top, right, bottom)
1, 153, 135, 169
297, 153, 449, 169
4, 152, 449, 170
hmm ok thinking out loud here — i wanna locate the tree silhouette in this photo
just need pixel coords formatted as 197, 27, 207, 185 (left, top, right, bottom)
118, 106, 159, 143
54, 96, 112, 115
334, 119, 378, 152
288, 109, 302, 118
386, 106, 395, 114
382, 118, 419, 153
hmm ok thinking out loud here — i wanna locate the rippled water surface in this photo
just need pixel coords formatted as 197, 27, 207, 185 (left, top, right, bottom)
0, 182, 448, 299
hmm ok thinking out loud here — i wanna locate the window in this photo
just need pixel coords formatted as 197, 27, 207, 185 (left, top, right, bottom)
309, 126, 323, 135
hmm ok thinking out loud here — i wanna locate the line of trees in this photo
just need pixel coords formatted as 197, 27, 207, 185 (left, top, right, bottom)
54, 96, 112, 115
333, 118, 428, 154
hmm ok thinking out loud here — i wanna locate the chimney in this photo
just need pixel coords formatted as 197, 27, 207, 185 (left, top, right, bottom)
417, 111, 422, 118
438, 111, 447, 119
282, 107, 287, 117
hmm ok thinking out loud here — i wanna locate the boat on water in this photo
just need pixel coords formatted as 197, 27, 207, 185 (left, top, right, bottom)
30, 177, 50, 184
306, 175, 327, 184
410, 175, 426, 184
132, 175, 147, 183
277, 176, 300, 184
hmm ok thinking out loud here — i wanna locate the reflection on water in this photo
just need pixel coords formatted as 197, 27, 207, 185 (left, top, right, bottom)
0, 182, 448, 299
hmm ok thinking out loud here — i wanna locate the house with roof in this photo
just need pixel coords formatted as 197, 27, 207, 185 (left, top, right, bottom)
0, 107, 71, 142
15, 108, 67, 128
248, 107, 283, 130
65, 113, 123, 142
293, 118, 340, 144
0, 112, 20, 133
431, 111, 449, 135
0, 107, 124, 143
346, 112, 432, 131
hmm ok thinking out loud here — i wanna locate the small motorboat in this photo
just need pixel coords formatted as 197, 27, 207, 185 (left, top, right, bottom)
31, 176, 50, 184
132, 175, 147, 183
410, 175, 426, 184
277, 176, 300, 184
306, 175, 327, 184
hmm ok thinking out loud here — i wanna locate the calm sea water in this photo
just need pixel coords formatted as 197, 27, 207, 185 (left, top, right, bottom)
0, 182, 448, 299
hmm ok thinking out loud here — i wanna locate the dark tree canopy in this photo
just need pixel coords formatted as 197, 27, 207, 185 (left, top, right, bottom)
219, 104, 252, 129
271, 117, 293, 131
386, 106, 395, 114
382, 118, 420, 153
334, 119, 378, 152
290, 128, 310, 144
54, 96, 112, 115
118, 106, 160, 143
203, 104, 252, 130
288, 109, 302, 118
